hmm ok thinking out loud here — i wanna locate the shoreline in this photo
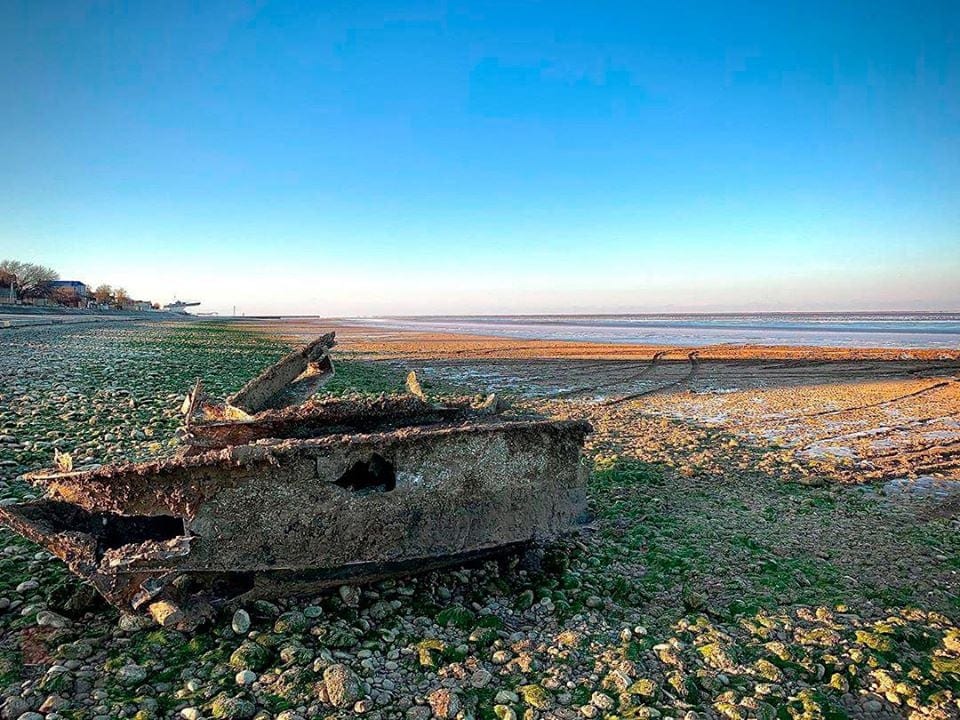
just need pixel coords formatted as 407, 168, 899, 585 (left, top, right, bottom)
225, 317, 960, 362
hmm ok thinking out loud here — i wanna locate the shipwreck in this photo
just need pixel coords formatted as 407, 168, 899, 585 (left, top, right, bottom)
0, 332, 590, 629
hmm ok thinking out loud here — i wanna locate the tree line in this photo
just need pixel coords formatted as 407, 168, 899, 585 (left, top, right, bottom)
0, 259, 155, 309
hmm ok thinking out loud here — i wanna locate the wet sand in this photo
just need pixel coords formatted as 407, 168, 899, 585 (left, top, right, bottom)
230, 317, 960, 486
230, 318, 960, 361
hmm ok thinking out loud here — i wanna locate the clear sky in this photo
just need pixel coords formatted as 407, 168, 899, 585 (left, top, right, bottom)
2, 1, 958, 315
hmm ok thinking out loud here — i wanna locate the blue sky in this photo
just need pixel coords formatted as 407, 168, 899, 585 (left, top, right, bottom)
1, 1, 958, 315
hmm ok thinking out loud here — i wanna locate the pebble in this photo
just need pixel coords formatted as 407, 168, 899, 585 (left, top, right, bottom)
470, 669, 493, 688
235, 670, 257, 685
323, 664, 361, 708
339, 585, 360, 607
406, 708, 431, 720
354, 699, 373, 713
232, 609, 251, 634
36, 610, 71, 628
116, 664, 147, 686
0, 698, 29, 719
118, 613, 154, 632
590, 692, 614, 711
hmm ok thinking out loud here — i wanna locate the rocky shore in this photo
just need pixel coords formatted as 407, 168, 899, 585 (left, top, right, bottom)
0, 322, 957, 720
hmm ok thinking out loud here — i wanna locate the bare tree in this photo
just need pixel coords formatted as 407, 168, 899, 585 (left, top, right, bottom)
50, 287, 80, 307
93, 284, 113, 304
0, 260, 58, 299
114, 287, 130, 307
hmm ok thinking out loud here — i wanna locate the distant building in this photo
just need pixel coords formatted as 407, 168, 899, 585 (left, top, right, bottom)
46, 280, 90, 299
164, 300, 201, 314
43, 280, 90, 308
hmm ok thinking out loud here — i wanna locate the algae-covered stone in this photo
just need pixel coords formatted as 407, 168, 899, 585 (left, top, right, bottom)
436, 604, 476, 629
755, 659, 783, 682
628, 678, 656, 697
828, 673, 849, 692
519, 684, 552, 710
469, 626, 499, 647
417, 639, 446, 667
321, 625, 358, 648
557, 630, 582, 648
796, 626, 840, 646
279, 643, 313, 665
274, 611, 307, 634
57, 640, 92, 660
698, 642, 734, 670
932, 656, 960, 674
755, 702, 778, 720
323, 664, 361, 708
943, 629, 960, 653
590, 691, 614, 711
210, 694, 256, 719
36, 610, 70, 628
763, 641, 791, 661
855, 630, 894, 653
338, 584, 361, 607
229, 641, 272, 672
117, 663, 148, 686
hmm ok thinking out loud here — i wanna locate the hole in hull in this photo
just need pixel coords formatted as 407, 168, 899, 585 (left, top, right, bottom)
98, 514, 186, 552
9, 501, 186, 559
335, 453, 397, 494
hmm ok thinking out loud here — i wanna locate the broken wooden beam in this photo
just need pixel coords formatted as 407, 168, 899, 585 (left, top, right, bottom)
226, 331, 336, 414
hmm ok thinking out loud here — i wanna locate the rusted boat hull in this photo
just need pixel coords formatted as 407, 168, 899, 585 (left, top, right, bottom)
1, 331, 592, 629
4, 418, 590, 626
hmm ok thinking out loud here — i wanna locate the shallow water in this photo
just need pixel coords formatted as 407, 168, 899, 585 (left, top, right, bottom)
349, 313, 960, 350
882, 475, 960, 500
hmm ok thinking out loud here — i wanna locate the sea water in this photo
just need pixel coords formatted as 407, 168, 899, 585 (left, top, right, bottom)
349, 313, 960, 350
